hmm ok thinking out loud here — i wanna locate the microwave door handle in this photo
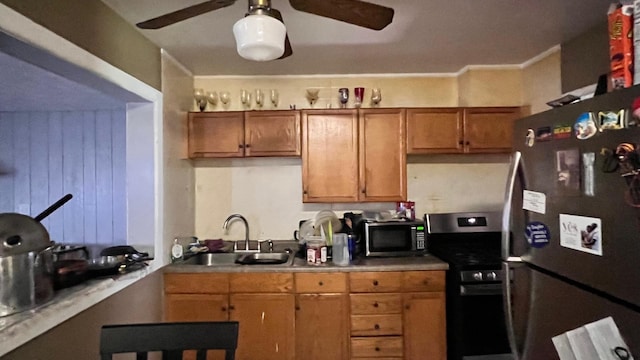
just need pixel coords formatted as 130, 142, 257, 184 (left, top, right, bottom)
502, 151, 524, 263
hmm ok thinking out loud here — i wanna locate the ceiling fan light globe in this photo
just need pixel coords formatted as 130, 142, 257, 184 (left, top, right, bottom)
233, 14, 286, 61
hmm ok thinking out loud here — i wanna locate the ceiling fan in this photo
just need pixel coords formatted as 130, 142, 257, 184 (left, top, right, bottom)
136, 0, 395, 61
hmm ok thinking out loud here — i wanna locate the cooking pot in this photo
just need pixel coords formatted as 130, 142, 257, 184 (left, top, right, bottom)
0, 194, 73, 316
0, 213, 54, 317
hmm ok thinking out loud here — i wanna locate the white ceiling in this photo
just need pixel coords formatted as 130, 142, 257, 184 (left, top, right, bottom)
102, 0, 610, 76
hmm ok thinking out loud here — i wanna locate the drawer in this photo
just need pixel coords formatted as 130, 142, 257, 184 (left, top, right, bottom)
351, 336, 403, 358
229, 272, 293, 293
350, 294, 403, 315
350, 272, 403, 293
295, 272, 348, 293
351, 314, 403, 336
402, 271, 445, 292
164, 273, 229, 294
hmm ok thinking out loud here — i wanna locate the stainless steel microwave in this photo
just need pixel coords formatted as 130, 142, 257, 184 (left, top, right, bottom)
363, 220, 426, 257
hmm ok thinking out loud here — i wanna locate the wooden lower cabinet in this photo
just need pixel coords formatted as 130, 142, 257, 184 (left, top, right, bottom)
164, 270, 445, 360
230, 293, 295, 360
295, 272, 349, 360
349, 271, 446, 360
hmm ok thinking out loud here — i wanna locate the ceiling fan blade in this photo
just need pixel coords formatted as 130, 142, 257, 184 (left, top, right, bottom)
289, 0, 393, 30
136, 0, 236, 29
270, 8, 293, 59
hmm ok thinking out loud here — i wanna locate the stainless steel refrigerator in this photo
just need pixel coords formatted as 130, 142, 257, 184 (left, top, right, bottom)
502, 85, 640, 359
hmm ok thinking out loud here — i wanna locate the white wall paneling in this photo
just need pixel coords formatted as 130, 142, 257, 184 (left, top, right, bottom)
0, 110, 126, 245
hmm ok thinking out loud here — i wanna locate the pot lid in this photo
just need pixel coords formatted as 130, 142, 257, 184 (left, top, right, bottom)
0, 213, 51, 256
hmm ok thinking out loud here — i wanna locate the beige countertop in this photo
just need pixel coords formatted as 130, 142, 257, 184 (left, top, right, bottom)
165, 254, 449, 273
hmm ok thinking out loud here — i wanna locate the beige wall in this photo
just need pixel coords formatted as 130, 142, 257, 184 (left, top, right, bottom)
523, 49, 563, 115
194, 75, 460, 112
0, 0, 161, 90
191, 68, 535, 241
161, 52, 197, 257
458, 67, 524, 107
4, 272, 163, 360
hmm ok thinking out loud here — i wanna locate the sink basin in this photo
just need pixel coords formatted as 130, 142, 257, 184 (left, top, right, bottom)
183, 253, 240, 266
235, 252, 292, 265
182, 252, 294, 266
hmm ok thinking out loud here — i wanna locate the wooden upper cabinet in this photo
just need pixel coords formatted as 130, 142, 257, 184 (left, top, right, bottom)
407, 107, 521, 154
244, 111, 301, 156
406, 108, 463, 154
302, 108, 406, 203
188, 112, 244, 158
359, 108, 406, 201
302, 109, 359, 203
187, 110, 301, 158
463, 107, 520, 153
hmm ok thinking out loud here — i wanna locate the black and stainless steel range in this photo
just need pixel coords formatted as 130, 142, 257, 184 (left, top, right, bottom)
426, 211, 512, 360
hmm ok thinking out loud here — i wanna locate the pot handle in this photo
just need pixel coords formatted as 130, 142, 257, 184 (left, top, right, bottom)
34, 194, 73, 222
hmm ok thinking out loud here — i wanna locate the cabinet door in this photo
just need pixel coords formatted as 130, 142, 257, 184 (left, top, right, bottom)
165, 293, 229, 322
244, 110, 301, 156
165, 293, 230, 360
296, 294, 349, 360
230, 293, 295, 360
406, 108, 463, 154
403, 292, 447, 360
463, 107, 520, 153
302, 110, 359, 202
359, 108, 406, 201
188, 112, 244, 158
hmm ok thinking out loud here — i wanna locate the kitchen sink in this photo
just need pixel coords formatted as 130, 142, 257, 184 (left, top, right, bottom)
182, 252, 294, 266
235, 252, 292, 265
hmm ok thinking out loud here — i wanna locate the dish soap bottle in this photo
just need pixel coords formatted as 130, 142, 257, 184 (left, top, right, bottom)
171, 238, 184, 262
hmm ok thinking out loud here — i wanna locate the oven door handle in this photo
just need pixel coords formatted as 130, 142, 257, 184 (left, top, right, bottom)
460, 283, 504, 296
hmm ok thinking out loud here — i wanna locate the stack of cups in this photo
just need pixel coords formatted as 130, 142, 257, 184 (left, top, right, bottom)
332, 233, 350, 266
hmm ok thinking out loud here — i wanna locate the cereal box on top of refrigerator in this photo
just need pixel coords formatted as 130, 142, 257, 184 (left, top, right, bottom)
609, 1, 634, 89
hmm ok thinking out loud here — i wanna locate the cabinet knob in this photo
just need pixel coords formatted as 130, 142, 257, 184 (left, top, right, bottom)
318, 281, 323, 286
221, 306, 227, 312
245, 144, 251, 148
458, 140, 464, 145
465, 141, 470, 145
303, 190, 308, 195
295, 305, 300, 310
361, 188, 366, 194
374, 324, 380, 330
373, 280, 379, 286
229, 305, 235, 311
238, 144, 244, 149
375, 347, 381, 352
373, 302, 379, 308
405, 304, 410, 310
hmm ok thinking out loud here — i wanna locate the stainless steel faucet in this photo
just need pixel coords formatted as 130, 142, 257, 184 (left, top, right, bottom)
222, 214, 254, 252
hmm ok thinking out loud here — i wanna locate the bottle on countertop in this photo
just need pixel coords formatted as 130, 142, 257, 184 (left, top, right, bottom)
171, 238, 184, 262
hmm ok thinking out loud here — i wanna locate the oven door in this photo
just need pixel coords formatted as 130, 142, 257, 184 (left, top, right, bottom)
448, 279, 513, 360
363, 221, 425, 256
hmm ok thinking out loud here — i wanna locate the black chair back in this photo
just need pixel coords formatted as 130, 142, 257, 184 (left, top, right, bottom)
100, 321, 239, 360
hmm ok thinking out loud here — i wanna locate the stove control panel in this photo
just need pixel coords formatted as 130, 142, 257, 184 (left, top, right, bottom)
460, 270, 503, 283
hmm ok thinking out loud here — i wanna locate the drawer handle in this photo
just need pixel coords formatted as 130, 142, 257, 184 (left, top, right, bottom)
373, 280, 379, 286
374, 324, 380, 330
318, 281, 323, 286
373, 302, 379, 308
375, 347, 380, 352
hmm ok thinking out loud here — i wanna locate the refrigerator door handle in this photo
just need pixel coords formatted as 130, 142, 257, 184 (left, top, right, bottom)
503, 261, 525, 360
502, 151, 524, 262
